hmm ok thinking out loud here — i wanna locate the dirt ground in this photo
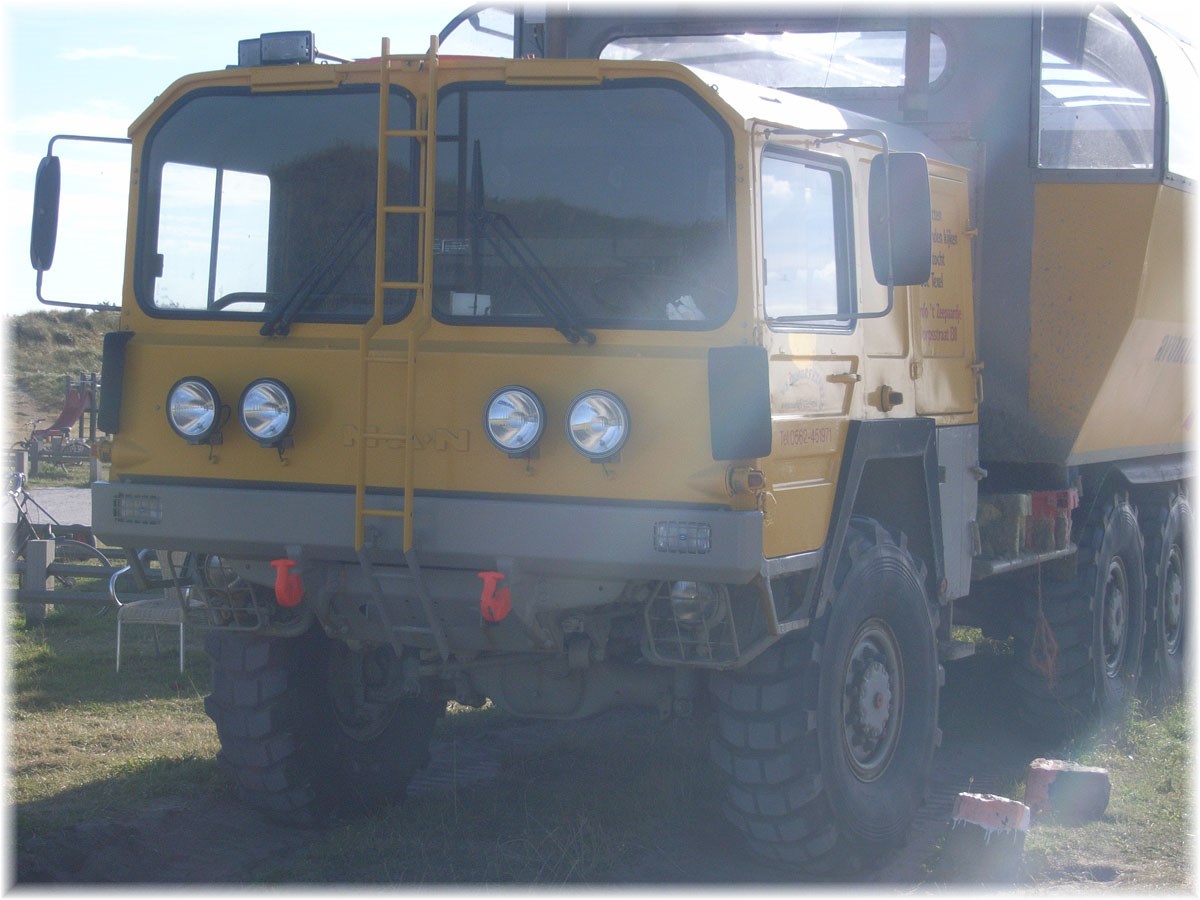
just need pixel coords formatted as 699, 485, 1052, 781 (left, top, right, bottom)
13, 711, 1022, 885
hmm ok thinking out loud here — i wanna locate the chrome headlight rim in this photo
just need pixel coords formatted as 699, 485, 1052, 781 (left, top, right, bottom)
166, 376, 221, 444
238, 378, 297, 447
565, 389, 630, 460
484, 385, 546, 456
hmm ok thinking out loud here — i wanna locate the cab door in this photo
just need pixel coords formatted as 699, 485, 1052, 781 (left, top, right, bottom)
910, 173, 977, 416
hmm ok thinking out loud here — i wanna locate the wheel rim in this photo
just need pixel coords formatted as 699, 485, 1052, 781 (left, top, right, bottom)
842, 619, 904, 781
1102, 556, 1130, 677
1163, 544, 1184, 656
328, 645, 395, 741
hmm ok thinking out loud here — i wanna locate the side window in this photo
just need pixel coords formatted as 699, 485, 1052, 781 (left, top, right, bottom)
155, 163, 270, 311
761, 152, 851, 324
1037, 5, 1156, 170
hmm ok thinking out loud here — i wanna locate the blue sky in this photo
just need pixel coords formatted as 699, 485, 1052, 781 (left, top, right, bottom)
2, 0, 1196, 316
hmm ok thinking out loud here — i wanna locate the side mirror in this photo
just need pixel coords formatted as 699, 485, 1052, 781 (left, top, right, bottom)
30, 155, 62, 272
868, 152, 932, 287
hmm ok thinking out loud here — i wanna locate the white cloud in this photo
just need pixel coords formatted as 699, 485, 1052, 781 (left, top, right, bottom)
58, 45, 173, 62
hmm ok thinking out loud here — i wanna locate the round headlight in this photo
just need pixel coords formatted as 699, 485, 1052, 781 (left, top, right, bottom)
485, 386, 545, 455
566, 390, 629, 460
239, 378, 296, 446
166, 377, 220, 443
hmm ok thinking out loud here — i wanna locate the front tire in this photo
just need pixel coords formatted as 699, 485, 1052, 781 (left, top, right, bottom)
205, 626, 441, 826
709, 518, 940, 872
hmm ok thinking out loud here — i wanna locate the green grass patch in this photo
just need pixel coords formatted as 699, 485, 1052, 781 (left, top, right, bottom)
9, 604, 218, 832
9, 600, 1192, 886
1021, 699, 1192, 888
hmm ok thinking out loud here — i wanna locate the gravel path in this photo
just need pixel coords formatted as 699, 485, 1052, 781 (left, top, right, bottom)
5, 485, 92, 527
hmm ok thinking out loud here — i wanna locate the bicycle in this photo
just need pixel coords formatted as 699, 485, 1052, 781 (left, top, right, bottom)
12, 420, 92, 473
10, 417, 47, 452
8, 472, 113, 622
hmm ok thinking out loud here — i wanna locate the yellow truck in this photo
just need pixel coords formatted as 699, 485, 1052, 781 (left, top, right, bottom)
29, 3, 1192, 872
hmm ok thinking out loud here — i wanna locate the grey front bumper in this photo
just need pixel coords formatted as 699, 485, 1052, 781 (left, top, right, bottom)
92, 482, 765, 583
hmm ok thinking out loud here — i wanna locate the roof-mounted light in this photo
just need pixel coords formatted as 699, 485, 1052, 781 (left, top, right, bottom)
237, 31, 316, 67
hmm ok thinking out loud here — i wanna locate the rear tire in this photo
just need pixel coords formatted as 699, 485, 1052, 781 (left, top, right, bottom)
1014, 493, 1146, 738
709, 518, 940, 872
1142, 488, 1189, 704
205, 626, 440, 826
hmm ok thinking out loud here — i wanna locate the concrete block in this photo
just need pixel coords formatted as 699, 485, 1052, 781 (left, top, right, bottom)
941, 792, 1030, 883
1024, 758, 1111, 822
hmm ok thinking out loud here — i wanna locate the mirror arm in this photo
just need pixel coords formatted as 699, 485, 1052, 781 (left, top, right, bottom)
31, 134, 131, 311
35, 269, 119, 311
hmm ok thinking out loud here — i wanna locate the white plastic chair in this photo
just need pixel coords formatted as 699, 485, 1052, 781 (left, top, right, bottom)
111, 550, 187, 672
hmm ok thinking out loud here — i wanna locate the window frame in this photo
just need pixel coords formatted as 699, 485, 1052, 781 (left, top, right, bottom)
599, 23, 952, 99
430, 78, 739, 333
1030, 5, 1166, 183
134, 84, 419, 324
759, 146, 857, 334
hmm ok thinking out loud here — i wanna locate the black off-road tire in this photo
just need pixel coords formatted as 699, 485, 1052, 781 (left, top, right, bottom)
709, 518, 940, 873
205, 626, 441, 826
1013, 493, 1146, 739
1141, 487, 1189, 705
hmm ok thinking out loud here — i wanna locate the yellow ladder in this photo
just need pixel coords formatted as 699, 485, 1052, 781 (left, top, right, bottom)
353, 36, 440, 556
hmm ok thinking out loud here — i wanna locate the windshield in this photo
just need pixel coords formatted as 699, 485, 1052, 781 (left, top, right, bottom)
432, 82, 736, 330
137, 86, 418, 323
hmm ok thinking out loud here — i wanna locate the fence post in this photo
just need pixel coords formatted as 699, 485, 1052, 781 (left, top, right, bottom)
22, 538, 54, 625
89, 372, 99, 445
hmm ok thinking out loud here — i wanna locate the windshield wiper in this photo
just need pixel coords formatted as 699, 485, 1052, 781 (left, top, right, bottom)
260, 210, 374, 337
469, 141, 596, 346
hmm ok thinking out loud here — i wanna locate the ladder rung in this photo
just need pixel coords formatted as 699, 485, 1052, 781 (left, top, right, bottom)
363, 508, 407, 520
382, 205, 428, 215
384, 129, 429, 139
381, 280, 424, 291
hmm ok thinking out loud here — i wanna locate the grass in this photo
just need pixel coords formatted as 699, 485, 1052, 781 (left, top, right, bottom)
7, 309, 113, 486
9, 605, 219, 834
1020, 699, 1192, 887
17, 466, 97, 490
7, 603, 1193, 886
7, 308, 115, 421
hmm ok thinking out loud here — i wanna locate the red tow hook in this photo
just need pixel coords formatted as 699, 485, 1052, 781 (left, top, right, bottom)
478, 571, 511, 623
271, 559, 305, 607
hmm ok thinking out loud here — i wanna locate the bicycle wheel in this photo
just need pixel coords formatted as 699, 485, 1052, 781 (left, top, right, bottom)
58, 440, 93, 467
48, 539, 113, 592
